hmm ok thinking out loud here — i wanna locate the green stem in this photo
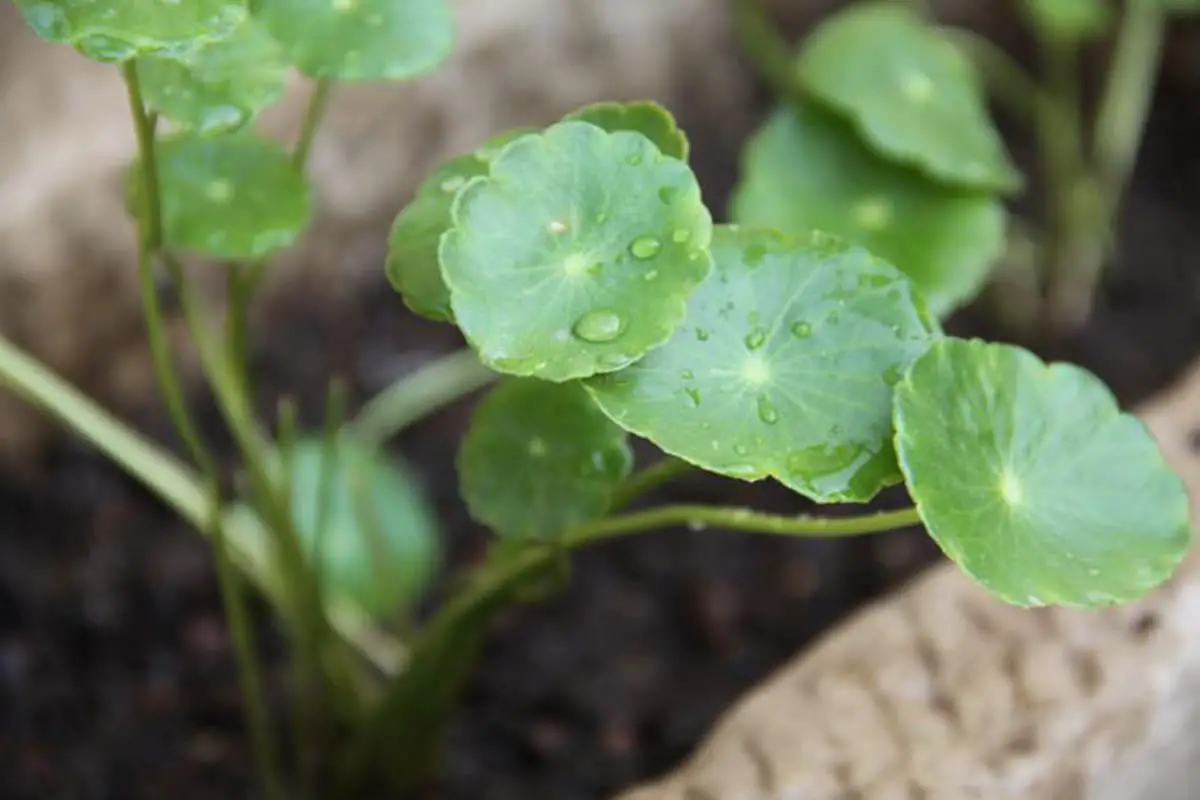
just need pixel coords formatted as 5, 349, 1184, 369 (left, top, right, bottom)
208, 484, 285, 800
732, 0, 806, 105
1033, 33, 1106, 334
610, 458, 693, 511
346, 501, 923, 788
348, 350, 497, 447
938, 26, 1044, 126
293, 79, 332, 170
122, 63, 216, 476
226, 268, 256, 399
0, 334, 208, 525
0, 333, 402, 674
1094, 0, 1166, 224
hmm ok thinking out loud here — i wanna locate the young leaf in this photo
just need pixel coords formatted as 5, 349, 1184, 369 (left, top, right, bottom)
277, 436, 442, 618
386, 128, 536, 322
794, 3, 1023, 194
563, 101, 690, 161
1021, 0, 1112, 39
458, 378, 633, 540
136, 19, 288, 135
14, 0, 247, 62
251, 0, 454, 81
440, 120, 714, 382
731, 103, 1005, 318
129, 131, 312, 259
586, 225, 940, 504
894, 338, 1191, 608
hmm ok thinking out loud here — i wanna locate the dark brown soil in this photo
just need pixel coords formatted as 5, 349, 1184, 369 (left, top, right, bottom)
5, 22, 1200, 800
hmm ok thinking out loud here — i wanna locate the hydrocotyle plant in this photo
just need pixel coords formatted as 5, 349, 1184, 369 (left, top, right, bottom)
1, 0, 1193, 795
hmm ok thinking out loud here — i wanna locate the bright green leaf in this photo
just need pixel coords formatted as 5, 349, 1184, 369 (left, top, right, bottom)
894, 338, 1191, 608
459, 378, 633, 539
1021, 0, 1112, 39
136, 19, 288, 135
563, 101, 690, 161
275, 437, 441, 618
252, 0, 454, 81
440, 120, 714, 382
130, 131, 312, 259
386, 128, 537, 322
731, 103, 1005, 318
14, 0, 246, 62
795, 3, 1022, 194
586, 225, 939, 504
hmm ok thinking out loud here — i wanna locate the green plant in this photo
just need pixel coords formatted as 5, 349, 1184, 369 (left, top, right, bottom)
732, 0, 1194, 337
0, 0, 1193, 796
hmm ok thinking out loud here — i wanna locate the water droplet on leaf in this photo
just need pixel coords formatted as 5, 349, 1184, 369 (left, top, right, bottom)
791, 322, 812, 339
672, 229, 690, 244
684, 388, 702, 407
658, 186, 677, 204
629, 236, 662, 260
572, 309, 625, 343
744, 327, 766, 351
756, 396, 779, 425
695, 328, 710, 342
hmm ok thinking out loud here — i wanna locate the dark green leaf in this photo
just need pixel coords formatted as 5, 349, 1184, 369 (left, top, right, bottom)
459, 378, 633, 539
15, 0, 246, 61
132, 131, 312, 259
137, 18, 288, 135
563, 100, 690, 161
251, 0, 454, 80
440, 120, 714, 382
894, 338, 1191, 608
1021, 0, 1112, 39
386, 128, 537, 322
280, 436, 442, 618
587, 225, 940, 503
732, 103, 1005, 318
795, 3, 1022, 194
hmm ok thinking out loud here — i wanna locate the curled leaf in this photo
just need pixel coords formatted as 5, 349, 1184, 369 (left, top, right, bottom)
795, 2, 1022, 194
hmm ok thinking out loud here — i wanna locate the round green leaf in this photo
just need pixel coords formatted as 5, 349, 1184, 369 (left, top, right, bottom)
894, 338, 1191, 608
440, 120, 714, 382
731, 103, 1005, 318
1021, 0, 1112, 39
137, 19, 288, 135
278, 437, 441, 618
130, 131, 312, 259
252, 0, 454, 81
15, 0, 246, 62
459, 378, 633, 540
563, 101, 690, 161
386, 128, 537, 322
794, 3, 1022, 194
586, 225, 940, 503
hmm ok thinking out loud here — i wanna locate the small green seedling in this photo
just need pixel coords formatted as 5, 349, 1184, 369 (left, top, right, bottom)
1, 0, 1194, 797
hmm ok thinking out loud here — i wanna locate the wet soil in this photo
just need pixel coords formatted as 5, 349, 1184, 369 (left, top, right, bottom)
4, 24, 1200, 800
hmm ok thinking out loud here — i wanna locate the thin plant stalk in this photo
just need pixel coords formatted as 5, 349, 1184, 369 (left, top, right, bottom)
348, 350, 497, 447
208, 482, 286, 800
121, 64, 216, 477
610, 457, 694, 510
